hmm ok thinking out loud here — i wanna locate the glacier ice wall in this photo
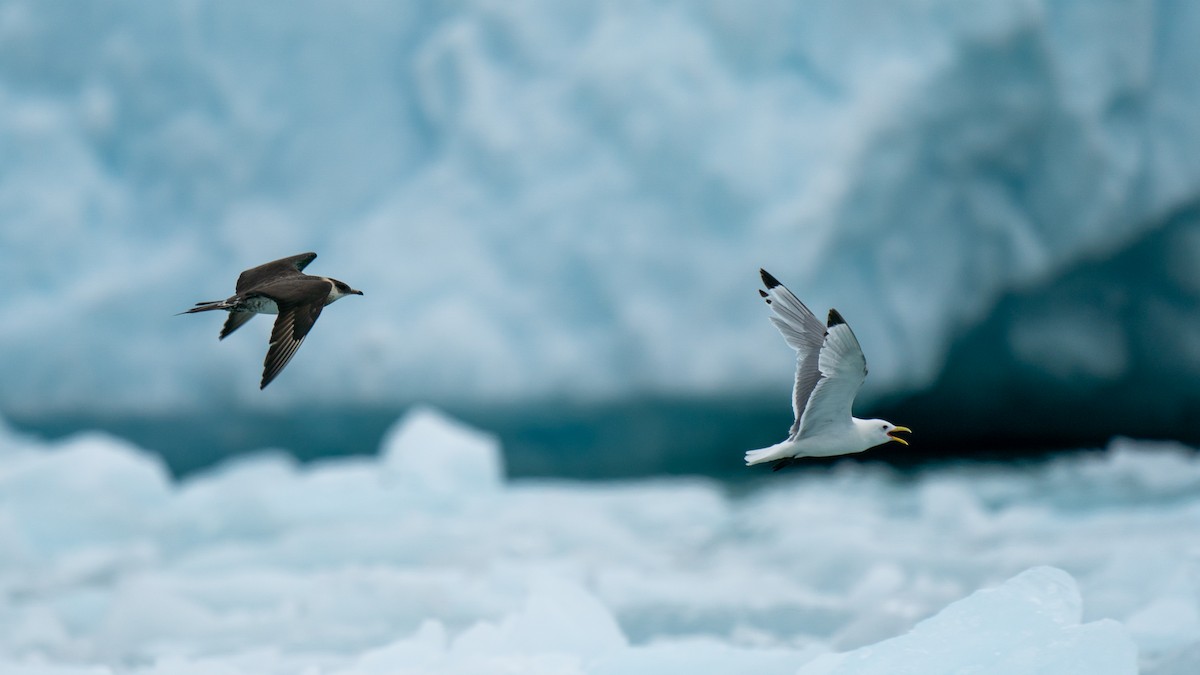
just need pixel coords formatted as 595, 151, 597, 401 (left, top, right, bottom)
2, 0, 1200, 415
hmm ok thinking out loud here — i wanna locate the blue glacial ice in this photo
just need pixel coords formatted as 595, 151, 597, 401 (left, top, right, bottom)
3, 0, 1200, 418
1, 409, 1197, 673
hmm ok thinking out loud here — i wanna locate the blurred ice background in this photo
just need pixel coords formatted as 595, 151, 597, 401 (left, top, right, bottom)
2, 0, 1199, 672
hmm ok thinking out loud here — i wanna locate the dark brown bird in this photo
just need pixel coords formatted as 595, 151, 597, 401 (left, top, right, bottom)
182, 252, 363, 388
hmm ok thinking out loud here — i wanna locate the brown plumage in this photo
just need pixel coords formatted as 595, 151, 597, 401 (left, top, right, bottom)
181, 252, 362, 388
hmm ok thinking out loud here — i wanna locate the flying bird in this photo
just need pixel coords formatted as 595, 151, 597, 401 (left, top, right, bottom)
746, 269, 909, 470
181, 252, 363, 389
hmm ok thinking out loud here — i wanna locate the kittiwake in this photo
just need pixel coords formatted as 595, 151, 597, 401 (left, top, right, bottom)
746, 269, 910, 470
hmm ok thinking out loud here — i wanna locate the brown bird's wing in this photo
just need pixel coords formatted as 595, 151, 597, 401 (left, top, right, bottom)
219, 311, 256, 340
235, 252, 318, 294
256, 278, 331, 389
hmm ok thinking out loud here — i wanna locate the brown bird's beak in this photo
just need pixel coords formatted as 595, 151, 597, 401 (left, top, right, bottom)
353, 289, 364, 295
887, 426, 911, 446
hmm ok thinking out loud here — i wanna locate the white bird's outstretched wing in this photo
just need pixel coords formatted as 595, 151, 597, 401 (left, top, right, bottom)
758, 269, 826, 439
796, 309, 868, 439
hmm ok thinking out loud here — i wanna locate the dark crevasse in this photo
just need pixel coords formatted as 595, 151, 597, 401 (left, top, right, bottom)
877, 202, 1200, 454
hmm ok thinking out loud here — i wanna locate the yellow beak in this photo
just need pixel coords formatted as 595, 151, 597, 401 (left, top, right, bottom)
887, 426, 912, 446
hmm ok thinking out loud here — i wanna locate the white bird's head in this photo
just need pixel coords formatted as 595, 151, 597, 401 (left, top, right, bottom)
857, 419, 911, 449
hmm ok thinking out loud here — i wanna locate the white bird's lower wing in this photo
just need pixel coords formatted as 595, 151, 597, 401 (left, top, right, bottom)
796, 310, 868, 439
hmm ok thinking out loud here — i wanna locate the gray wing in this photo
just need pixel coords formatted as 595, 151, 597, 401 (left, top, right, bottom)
795, 309, 868, 439
235, 252, 318, 294
759, 270, 827, 439
255, 278, 331, 389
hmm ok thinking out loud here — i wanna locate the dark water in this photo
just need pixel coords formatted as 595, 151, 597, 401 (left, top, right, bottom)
5, 393, 1133, 481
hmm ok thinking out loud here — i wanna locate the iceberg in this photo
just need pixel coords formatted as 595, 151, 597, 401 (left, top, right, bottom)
0, 409, 1195, 672
379, 405, 504, 497
798, 567, 1135, 675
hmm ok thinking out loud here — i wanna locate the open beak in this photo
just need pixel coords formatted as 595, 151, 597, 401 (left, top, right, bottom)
887, 426, 911, 446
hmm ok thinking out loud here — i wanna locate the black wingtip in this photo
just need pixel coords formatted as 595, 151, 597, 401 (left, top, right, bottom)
759, 269, 782, 289
827, 308, 846, 327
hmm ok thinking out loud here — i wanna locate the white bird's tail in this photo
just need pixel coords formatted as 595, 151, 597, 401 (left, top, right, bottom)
744, 441, 794, 466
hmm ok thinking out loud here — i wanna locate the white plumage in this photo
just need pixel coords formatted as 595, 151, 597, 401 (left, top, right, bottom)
746, 269, 910, 469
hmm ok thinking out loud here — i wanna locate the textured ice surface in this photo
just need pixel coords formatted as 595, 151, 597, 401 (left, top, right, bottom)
797, 567, 1134, 675
4, 1, 1200, 415
1, 410, 1196, 673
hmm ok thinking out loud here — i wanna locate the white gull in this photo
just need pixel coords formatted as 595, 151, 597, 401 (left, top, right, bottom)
746, 269, 910, 470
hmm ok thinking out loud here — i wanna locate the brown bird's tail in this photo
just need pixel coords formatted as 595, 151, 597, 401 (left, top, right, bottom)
177, 300, 229, 315
179, 300, 254, 341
